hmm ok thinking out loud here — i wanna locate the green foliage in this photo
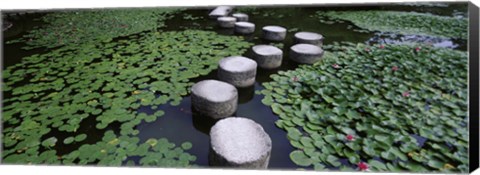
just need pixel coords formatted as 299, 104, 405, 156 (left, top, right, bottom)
2, 30, 252, 166
6, 8, 181, 49
260, 42, 468, 172
290, 150, 313, 167
315, 11, 468, 39
234, 6, 258, 13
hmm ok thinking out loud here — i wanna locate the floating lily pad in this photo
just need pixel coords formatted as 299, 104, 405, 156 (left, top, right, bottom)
181, 142, 192, 150
41, 137, 58, 147
290, 150, 313, 167
63, 137, 75, 145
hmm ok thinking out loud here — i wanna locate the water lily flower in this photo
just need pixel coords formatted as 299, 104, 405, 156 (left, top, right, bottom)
357, 162, 369, 171
364, 48, 370, 52
346, 134, 355, 141
415, 47, 421, 52
332, 64, 340, 69
379, 45, 385, 49
292, 76, 298, 82
392, 66, 399, 71
402, 91, 410, 97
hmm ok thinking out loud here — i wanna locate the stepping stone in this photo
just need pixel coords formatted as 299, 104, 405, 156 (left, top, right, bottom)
191, 80, 238, 119
232, 13, 249, 21
289, 44, 324, 64
252, 45, 283, 69
217, 17, 237, 28
294, 32, 324, 46
262, 26, 287, 41
218, 56, 257, 88
234, 22, 255, 34
209, 6, 233, 19
209, 117, 272, 168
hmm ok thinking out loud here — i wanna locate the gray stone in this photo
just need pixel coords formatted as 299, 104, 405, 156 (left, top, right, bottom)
209, 6, 233, 19
217, 17, 237, 28
232, 13, 249, 21
209, 117, 272, 168
234, 22, 255, 34
252, 45, 283, 69
3, 20, 13, 32
262, 26, 287, 41
191, 80, 238, 119
218, 56, 257, 88
289, 44, 324, 64
294, 32, 324, 46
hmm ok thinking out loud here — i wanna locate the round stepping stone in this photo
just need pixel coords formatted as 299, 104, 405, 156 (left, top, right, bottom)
234, 22, 255, 34
252, 45, 283, 69
262, 26, 287, 41
289, 44, 324, 64
217, 17, 237, 28
209, 117, 272, 168
191, 80, 238, 119
232, 13, 249, 21
209, 6, 233, 19
294, 32, 324, 46
218, 56, 257, 88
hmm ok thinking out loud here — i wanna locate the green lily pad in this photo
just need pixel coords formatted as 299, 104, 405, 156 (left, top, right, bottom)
181, 142, 192, 150
42, 137, 58, 147
146, 138, 158, 147
63, 137, 75, 144
369, 159, 387, 171
290, 150, 313, 167
74, 134, 87, 142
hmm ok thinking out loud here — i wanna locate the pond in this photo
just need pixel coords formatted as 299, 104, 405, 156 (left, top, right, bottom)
1, 2, 469, 173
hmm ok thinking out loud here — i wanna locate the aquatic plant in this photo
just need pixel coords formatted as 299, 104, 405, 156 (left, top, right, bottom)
260, 42, 468, 172
6, 8, 181, 50
315, 11, 468, 39
235, 6, 258, 13
2, 30, 252, 166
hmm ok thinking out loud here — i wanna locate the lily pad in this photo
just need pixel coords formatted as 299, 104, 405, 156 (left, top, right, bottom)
181, 142, 192, 150
63, 137, 75, 144
290, 150, 313, 167
74, 134, 87, 142
42, 137, 58, 147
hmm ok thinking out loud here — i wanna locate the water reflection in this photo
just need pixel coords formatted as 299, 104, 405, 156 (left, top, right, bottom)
216, 28, 235, 35
237, 85, 255, 104
367, 32, 467, 50
191, 107, 221, 135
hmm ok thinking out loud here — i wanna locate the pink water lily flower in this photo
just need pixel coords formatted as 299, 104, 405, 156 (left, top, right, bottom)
292, 76, 298, 82
402, 91, 410, 97
415, 47, 421, 52
332, 64, 340, 69
357, 162, 369, 171
379, 45, 385, 49
346, 134, 355, 141
392, 66, 399, 71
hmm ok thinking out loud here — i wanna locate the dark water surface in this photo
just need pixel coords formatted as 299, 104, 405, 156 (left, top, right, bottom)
2, 3, 468, 169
